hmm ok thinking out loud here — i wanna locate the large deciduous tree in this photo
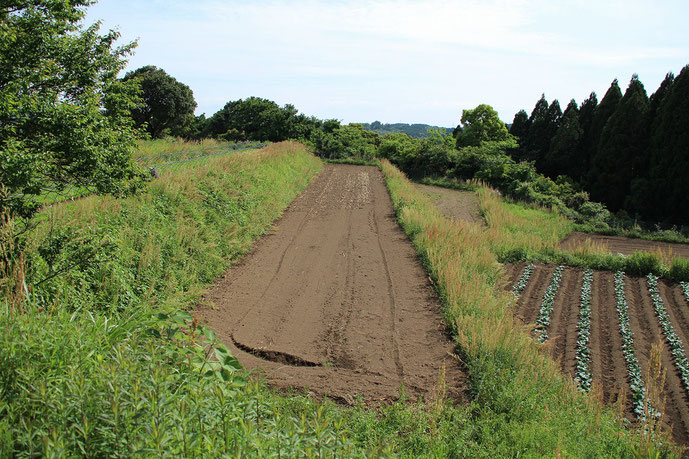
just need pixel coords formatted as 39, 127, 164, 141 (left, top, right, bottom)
0, 0, 146, 220
455, 104, 511, 148
122, 65, 197, 138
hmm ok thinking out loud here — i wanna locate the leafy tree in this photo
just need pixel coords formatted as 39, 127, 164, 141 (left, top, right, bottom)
122, 66, 197, 138
644, 66, 689, 223
207, 97, 305, 142
589, 75, 649, 210
547, 99, 582, 179
0, 0, 146, 221
455, 104, 511, 148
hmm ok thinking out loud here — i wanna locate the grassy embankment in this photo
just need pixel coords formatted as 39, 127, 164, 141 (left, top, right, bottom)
479, 188, 689, 282
380, 159, 678, 457
1, 142, 373, 456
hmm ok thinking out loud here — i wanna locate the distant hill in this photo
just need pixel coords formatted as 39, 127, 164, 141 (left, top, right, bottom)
359, 121, 454, 138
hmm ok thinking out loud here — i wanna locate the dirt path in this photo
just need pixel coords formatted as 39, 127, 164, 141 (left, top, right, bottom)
560, 232, 689, 258
197, 164, 464, 404
415, 184, 484, 225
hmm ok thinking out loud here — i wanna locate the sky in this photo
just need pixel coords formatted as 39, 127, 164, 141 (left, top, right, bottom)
86, 0, 689, 127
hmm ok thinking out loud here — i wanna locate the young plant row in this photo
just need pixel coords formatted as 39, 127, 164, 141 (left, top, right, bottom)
535, 265, 565, 343
574, 270, 594, 392
681, 281, 689, 304
512, 263, 535, 298
646, 274, 689, 395
613, 271, 647, 419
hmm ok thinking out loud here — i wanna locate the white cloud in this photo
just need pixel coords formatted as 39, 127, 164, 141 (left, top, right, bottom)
87, 0, 689, 125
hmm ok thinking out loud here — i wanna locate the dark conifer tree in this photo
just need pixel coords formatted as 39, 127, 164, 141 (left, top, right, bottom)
575, 92, 598, 181
509, 109, 530, 160
644, 65, 689, 223
627, 72, 675, 217
585, 80, 622, 188
547, 99, 582, 179
589, 75, 649, 211
524, 95, 552, 167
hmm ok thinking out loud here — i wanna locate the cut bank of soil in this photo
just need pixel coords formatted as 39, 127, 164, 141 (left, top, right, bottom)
560, 232, 689, 258
415, 184, 484, 225
508, 264, 689, 446
197, 164, 464, 404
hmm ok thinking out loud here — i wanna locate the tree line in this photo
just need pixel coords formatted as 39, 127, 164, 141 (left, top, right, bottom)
509, 69, 689, 225
2, 1, 687, 231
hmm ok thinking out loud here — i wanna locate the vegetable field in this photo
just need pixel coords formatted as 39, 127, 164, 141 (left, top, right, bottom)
505, 263, 689, 445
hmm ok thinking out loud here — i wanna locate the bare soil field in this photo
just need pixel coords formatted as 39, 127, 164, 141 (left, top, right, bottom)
504, 263, 689, 446
560, 232, 689, 258
415, 184, 484, 225
197, 164, 464, 404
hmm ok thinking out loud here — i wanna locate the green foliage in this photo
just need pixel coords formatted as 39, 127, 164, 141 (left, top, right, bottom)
205, 97, 322, 143
644, 65, 689, 224
455, 104, 513, 148
589, 75, 649, 210
0, 0, 147, 220
122, 66, 197, 138
311, 124, 380, 160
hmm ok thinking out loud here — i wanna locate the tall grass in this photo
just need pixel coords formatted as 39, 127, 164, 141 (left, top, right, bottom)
479, 185, 689, 282
380, 159, 677, 456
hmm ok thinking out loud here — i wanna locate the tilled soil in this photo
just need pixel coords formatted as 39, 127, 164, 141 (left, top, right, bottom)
507, 263, 689, 446
197, 164, 464, 404
560, 232, 689, 258
415, 184, 484, 225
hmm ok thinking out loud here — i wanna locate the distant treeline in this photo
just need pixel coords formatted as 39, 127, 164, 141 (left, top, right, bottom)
509, 67, 689, 225
119, 64, 689, 228
359, 122, 453, 138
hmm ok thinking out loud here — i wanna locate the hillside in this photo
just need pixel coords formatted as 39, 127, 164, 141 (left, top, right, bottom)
360, 121, 454, 138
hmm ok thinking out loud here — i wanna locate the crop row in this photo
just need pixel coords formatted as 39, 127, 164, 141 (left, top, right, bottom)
574, 270, 594, 392
681, 281, 689, 304
512, 263, 535, 298
647, 274, 689, 395
535, 265, 565, 343
614, 271, 647, 418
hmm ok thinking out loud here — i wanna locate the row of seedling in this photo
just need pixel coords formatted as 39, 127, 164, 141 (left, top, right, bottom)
574, 270, 594, 392
535, 265, 565, 343
681, 281, 689, 304
512, 263, 535, 298
647, 274, 689, 395
614, 271, 647, 419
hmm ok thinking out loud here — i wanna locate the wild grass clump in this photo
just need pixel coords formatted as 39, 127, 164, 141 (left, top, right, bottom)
479, 185, 689, 282
379, 159, 677, 457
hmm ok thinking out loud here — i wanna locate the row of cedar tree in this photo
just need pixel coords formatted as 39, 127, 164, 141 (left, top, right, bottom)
131, 65, 689, 227
509, 71, 688, 226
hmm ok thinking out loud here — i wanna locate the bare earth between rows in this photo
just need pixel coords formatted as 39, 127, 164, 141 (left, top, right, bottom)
504, 263, 689, 447
197, 164, 464, 404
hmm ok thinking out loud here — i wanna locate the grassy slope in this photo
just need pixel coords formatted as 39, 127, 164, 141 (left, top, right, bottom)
379, 159, 676, 457
1, 142, 374, 457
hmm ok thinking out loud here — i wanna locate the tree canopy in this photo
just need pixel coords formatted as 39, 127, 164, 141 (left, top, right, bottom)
122, 65, 197, 138
0, 0, 146, 220
455, 104, 512, 148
